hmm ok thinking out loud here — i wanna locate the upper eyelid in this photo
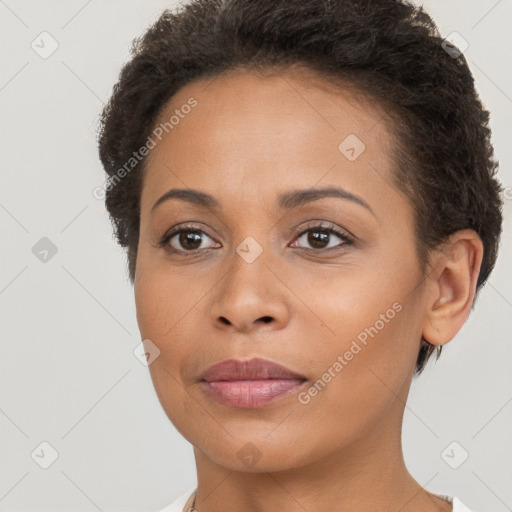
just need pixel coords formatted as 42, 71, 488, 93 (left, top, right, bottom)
295, 221, 351, 236
163, 221, 346, 238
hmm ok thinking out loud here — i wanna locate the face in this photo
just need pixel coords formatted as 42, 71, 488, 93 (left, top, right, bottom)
134, 67, 429, 472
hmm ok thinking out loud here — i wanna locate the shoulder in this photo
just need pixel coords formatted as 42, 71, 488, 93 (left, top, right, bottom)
432, 491, 475, 512
155, 487, 197, 512
452, 496, 476, 512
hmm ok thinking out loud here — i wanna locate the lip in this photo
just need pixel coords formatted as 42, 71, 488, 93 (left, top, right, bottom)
200, 357, 307, 382
199, 357, 307, 409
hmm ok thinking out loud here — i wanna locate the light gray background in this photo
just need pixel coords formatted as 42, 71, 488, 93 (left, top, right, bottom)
1, 0, 511, 511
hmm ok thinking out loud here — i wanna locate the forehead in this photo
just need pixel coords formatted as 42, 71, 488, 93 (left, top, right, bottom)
141, 66, 396, 212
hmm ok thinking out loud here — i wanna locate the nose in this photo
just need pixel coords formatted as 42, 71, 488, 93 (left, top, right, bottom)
210, 250, 290, 334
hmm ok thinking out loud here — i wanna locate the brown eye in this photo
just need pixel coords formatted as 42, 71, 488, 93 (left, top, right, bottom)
290, 222, 354, 252
160, 225, 219, 253
175, 230, 204, 250
305, 229, 330, 249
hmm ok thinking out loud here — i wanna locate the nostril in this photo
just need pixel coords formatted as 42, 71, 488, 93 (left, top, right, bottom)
260, 316, 273, 323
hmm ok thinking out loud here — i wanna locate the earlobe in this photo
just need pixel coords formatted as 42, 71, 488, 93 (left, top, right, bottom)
422, 229, 484, 347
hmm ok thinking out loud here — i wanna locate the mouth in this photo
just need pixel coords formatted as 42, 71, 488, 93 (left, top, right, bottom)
199, 357, 308, 409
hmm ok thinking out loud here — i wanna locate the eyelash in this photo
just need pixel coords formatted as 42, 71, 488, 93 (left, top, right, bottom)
158, 221, 355, 255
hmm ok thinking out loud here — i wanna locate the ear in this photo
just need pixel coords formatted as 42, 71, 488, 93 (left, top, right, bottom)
422, 229, 484, 346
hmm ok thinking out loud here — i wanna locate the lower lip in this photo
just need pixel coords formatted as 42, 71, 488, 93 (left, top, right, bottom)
201, 379, 306, 408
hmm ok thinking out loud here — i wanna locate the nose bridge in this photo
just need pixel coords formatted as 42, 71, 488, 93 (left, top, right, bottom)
222, 233, 272, 305
210, 231, 288, 331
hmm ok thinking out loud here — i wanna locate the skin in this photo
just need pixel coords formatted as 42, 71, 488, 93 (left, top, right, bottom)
134, 66, 483, 512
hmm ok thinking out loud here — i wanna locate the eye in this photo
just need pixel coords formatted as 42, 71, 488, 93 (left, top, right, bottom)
289, 221, 354, 251
159, 223, 220, 253
158, 221, 354, 255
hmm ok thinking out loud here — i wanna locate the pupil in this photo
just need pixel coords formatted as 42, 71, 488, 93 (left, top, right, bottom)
308, 230, 329, 248
180, 231, 202, 250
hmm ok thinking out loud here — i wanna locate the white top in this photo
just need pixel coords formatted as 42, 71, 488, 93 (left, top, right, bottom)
156, 487, 476, 512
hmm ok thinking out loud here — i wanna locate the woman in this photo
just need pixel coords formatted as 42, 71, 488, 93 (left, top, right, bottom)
97, 0, 503, 510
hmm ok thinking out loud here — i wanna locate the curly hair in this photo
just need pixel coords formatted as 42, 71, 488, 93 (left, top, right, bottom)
97, 0, 503, 374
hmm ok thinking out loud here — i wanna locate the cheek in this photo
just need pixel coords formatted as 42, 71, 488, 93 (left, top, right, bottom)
134, 252, 200, 341
290, 299, 421, 447
291, 258, 424, 411
134, 266, 198, 433
134, 257, 217, 391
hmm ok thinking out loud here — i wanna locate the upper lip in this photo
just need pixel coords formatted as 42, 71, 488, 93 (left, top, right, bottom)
200, 357, 307, 382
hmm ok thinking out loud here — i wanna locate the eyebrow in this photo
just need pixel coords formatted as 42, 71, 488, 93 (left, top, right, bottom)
151, 186, 375, 216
